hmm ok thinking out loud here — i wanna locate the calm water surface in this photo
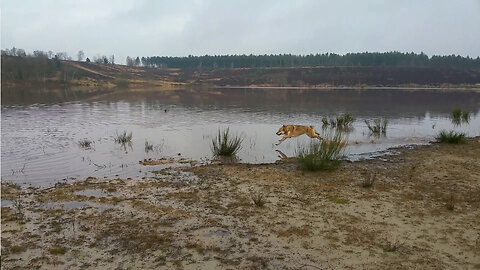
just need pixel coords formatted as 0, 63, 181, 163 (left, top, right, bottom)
2, 88, 479, 186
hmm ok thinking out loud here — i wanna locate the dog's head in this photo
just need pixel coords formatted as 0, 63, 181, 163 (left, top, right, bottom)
276, 125, 287, 135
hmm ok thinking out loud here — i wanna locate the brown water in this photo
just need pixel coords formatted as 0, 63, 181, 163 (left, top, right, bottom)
2, 88, 479, 186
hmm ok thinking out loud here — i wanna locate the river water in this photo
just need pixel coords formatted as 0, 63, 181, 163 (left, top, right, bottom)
2, 88, 479, 186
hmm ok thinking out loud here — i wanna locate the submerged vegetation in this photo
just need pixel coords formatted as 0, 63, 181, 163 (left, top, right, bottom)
78, 139, 93, 149
451, 108, 470, 125
212, 128, 243, 157
296, 132, 347, 171
322, 114, 355, 130
365, 118, 388, 136
114, 131, 133, 144
144, 140, 154, 152
435, 130, 467, 144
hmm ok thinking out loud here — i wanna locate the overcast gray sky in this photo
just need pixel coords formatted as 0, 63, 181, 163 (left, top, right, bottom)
2, 0, 480, 63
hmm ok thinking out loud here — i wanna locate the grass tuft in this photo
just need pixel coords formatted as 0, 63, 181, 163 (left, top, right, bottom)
296, 131, 347, 171
251, 192, 266, 207
115, 131, 133, 144
49, 246, 67, 255
383, 240, 401, 252
78, 139, 93, 148
365, 118, 388, 136
445, 193, 455, 211
452, 108, 470, 125
211, 128, 243, 157
144, 140, 153, 152
361, 172, 376, 188
322, 113, 355, 130
435, 130, 466, 144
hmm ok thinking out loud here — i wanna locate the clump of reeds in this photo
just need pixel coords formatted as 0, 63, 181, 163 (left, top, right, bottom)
435, 130, 466, 144
145, 140, 153, 152
365, 118, 388, 136
296, 132, 347, 171
451, 108, 470, 125
115, 131, 132, 144
322, 113, 355, 129
78, 139, 93, 149
211, 128, 243, 157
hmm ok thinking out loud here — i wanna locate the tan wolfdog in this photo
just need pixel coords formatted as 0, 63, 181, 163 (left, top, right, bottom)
275, 125, 323, 145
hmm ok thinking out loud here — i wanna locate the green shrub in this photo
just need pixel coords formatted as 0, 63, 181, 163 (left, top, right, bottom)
435, 130, 466, 144
296, 132, 347, 171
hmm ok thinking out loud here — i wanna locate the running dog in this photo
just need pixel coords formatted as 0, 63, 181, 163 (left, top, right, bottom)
275, 125, 323, 145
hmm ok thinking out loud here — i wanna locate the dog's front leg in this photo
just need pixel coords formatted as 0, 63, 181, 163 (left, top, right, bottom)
276, 136, 287, 146
276, 134, 293, 146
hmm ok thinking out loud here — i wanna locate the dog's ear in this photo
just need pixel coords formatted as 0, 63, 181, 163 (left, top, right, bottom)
282, 125, 285, 127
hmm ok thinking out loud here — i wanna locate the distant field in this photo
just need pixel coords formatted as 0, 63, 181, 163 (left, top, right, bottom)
2, 55, 480, 90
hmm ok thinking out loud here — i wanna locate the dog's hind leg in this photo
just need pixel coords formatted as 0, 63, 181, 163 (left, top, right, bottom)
307, 130, 323, 140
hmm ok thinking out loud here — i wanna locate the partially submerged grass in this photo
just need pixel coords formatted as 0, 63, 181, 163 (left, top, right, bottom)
145, 140, 154, 152
296, 131, 347, 171
78, 139, 93, 149
322, 113, 355, 130
365, 118, 388, 136
211, 128, 243, 157
114, 131, 133, 144
452, 108, 470, 125
435, 130, 466, 144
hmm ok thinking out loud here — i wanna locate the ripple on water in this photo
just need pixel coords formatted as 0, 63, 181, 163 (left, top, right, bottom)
2, 88, 480, 186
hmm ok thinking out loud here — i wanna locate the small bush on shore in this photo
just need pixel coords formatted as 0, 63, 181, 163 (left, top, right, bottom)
212, 128, 243, 157
435, 130, 466, 144
296, 132, 347, 171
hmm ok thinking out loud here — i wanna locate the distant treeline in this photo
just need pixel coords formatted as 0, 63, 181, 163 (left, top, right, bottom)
1, 47, 114, 83
141, 52, 480, 69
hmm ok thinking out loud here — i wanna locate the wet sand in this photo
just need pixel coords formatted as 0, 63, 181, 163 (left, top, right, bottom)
1, 139, 480, 269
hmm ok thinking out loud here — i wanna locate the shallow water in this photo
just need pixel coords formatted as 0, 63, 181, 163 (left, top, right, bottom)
2, 88, 479, 186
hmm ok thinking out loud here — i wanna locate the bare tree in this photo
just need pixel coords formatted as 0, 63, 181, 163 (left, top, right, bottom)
109, 55, 115, 65
55, 52, 68, 60
77, 50, 85, 61
126, 56, 134, 66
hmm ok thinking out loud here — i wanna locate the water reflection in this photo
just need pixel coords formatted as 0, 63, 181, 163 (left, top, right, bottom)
2, 88, 480, 186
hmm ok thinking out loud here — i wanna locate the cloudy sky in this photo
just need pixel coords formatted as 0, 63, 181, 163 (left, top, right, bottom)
2, 0, 480, 63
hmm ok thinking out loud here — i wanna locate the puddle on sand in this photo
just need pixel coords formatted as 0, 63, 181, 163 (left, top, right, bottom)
40, 201, 115, 211
1, 200, 14, 207
73, 189, 119, 198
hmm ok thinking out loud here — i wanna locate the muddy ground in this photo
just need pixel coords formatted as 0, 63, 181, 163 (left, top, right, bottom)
1, 139, 480, 269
